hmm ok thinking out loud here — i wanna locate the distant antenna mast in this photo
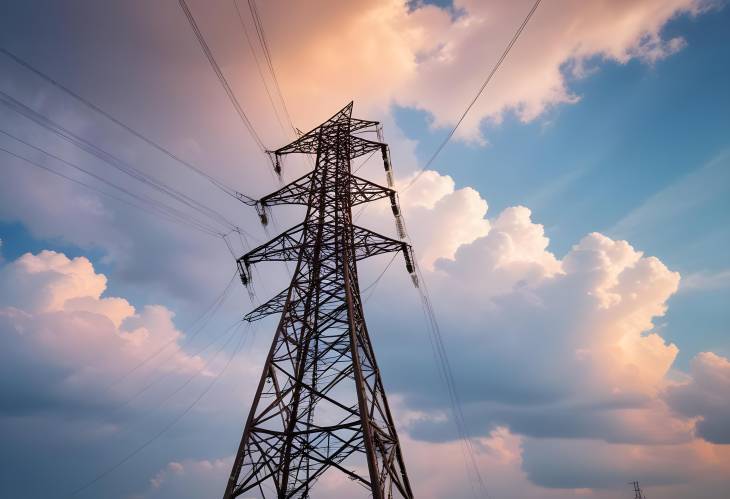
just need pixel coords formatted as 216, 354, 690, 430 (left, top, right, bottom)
631, 481, 646, 499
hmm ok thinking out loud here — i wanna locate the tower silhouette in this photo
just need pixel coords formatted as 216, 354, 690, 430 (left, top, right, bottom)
631, 481, 646, 499
224, 103, 416, 498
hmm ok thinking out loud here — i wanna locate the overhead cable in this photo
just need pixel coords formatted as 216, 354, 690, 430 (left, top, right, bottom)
0, 89, 253, 238
246, 0, 295, 134
105, 270, 239, 391
0, 46, 249, 202
0, 128, 224, 236
178, 0, 267, 152
232, 0, 289, 138
0, 145, 221, 237
64, 322, 248, 498
404, 0, 542, 191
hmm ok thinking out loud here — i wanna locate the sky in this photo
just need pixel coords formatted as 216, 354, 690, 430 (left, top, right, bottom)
0, 1, 729, 498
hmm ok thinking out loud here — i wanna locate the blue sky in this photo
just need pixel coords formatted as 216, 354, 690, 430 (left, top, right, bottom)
1, 1, 729, 498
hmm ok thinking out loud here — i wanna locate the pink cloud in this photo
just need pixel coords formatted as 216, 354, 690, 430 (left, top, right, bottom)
0, 250, 205, 413
249, 0, 713, 143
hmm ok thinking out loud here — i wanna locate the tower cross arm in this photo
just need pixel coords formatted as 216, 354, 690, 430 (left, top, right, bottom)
236, 222, 414, 286
348, 135, 383, 159
259, 171, 315, 207
271, 101, 379, 158
238, 222, 307, 272
273, 134, 384, 159
243, 288, 296, 323
239, 222, 410, 267
351, 224, 412, 264
349, 174, 394, 206
257, 171, 394, 209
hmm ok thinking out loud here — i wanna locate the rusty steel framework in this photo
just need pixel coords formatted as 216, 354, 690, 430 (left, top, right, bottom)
224, 103, 417, 498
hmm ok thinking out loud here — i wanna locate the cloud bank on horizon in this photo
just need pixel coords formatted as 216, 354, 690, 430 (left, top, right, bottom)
1, 0, 728, 498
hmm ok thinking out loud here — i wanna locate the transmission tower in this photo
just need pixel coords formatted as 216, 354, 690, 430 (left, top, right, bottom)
224, 102, 417, 498
631, 481, 646, 499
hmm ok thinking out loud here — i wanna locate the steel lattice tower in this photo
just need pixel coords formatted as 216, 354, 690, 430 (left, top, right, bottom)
631, 481, 645, 499
224, 103, 416, 498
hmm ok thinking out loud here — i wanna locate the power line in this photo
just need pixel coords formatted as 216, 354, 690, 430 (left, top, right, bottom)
404, 0, 542, 191
246, 0, 295, 133
0, 145, 221, 237
112, 319, 239, 414
0, 89, 253, 238
0, 46, 248, 202
105, 270, 239, 392
233, 0, 316, 175
2, 156, 255, 418
393, 180, 488, 495
398, 4, 543, 484
361, 252, 398, 303
178, 0, 267, 152
0, 128, 225, 236
129, 319, 243, 420
65, 322, 248, 498
232, 0, 289, 138
414, 261, 488, 497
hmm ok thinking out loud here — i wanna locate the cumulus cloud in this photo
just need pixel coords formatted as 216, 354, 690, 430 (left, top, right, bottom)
398, 170, 491, 267
258, 0, 714, 142
347, 169, 729, 494
358, 164, 719, 461
0, 250, 204, 416
348, 170, 730, 490
665, 352, 730, 444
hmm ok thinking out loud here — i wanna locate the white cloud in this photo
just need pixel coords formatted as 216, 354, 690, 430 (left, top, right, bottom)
385, 180, 684, 429
1, 0, 717, 302
398, 170, 491, 268
259, 0, 714, 143
140, 457, 230, 498
0, 250, 205, 415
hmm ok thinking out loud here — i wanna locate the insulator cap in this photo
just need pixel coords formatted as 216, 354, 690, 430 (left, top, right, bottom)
273, 155, 282, 177
237, 259, 250, 286
389, 192, 400, 216
402, 243, 415, 274
256, 202, 268, 226
385, 169, 395, 188
381, 144, 391, 171
410, 273, 419, 288
395, 216, 406, 240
